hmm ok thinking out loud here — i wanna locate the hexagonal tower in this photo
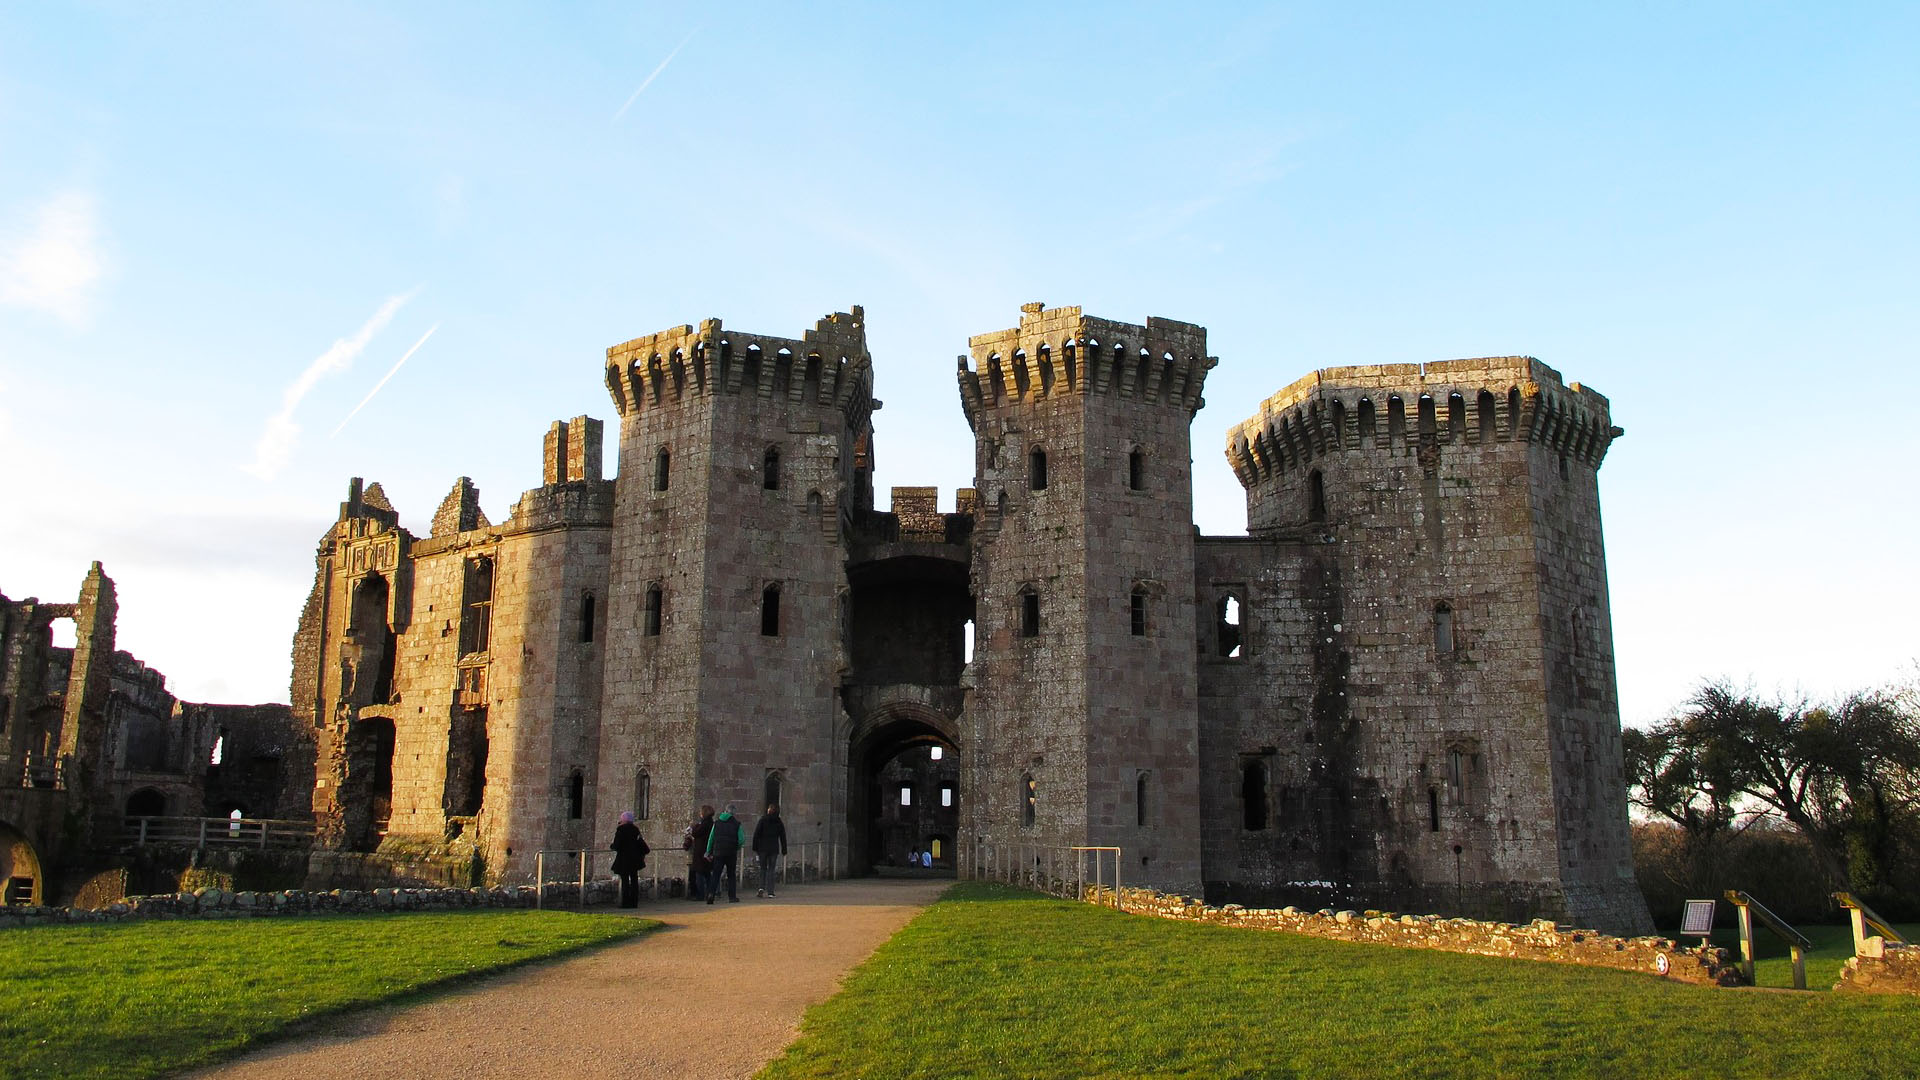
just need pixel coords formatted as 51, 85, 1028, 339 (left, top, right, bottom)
959, 303, 1215, 894
596, 309, 875, 856
1225, 357, 1652, 933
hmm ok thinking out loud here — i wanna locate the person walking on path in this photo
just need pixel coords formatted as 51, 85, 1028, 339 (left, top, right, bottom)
686, 806, 715, 902
609, 811, 649, 908
704, 803, 746, 903
751, 804, 787, 898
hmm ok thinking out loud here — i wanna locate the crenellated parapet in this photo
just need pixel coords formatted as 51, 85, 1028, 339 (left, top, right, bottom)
602, 308, 875, 422
956, 302, 1217, 429
1224, 356, 1623, 488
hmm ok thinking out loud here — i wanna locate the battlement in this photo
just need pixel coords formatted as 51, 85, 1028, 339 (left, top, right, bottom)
956, 302, 1217, 429
1224, 357, 1622, 488
603, 308, 874, 422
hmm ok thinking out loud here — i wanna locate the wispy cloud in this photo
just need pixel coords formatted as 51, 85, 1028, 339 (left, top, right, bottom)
243, 289, 417, 479
0, 189, 106, 325
331, 323, 439, 436
613, 30, 698, 122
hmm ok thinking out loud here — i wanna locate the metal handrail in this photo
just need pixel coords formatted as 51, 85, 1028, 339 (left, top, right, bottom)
1833, 891, 1911, 955
1725, 889, 1812, 989
965, 840, 1122, 907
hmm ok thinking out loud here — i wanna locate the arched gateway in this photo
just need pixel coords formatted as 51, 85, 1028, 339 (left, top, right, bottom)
840, 537, 972, 876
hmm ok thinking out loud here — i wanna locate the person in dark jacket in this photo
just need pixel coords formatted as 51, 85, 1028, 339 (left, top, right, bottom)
703, 803, 746, 903
609, 810, 649, 908
686, 806, 714, 902
751, 804, 787, 898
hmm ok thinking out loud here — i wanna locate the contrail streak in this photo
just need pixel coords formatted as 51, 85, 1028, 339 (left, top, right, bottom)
613, 30, 697, 122
331, 323, 440, 437
243, 288, 417, 479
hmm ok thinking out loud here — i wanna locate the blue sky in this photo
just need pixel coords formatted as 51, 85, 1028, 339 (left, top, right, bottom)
0, 2, 1914, 718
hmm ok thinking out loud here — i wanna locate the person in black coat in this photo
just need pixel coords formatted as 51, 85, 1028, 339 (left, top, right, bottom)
751, 805, 788, 898
703, 803, 746, 903
686, 805, 715, 901
609, 811, 649, 908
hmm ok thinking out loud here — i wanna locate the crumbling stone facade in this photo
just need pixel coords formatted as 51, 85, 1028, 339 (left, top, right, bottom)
0, 563, 304, 905
294, 302, 1651, 934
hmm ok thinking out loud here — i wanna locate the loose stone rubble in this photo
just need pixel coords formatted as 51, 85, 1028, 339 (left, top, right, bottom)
1088, 885, 1740, 986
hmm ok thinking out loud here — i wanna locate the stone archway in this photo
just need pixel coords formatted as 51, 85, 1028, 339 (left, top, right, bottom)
1, 820, 44, 906
845, 696, 962, 876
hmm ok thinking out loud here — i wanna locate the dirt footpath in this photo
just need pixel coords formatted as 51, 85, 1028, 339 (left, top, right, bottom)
188, 877, 948, 1080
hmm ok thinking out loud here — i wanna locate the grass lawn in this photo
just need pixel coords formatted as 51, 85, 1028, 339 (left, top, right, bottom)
0, 910, 654, 1080
762, 883, 1920, 1080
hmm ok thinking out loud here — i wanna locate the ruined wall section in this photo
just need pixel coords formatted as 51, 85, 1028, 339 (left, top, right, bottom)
600, 311, 872, 858
300, 480, 409, 849
1194, 536, 1353, 903
1225, 357, 1647, 934
960, 303, 1211, 893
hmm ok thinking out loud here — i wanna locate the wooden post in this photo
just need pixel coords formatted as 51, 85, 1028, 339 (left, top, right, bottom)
1737, 903, 1755, 983
1790, 944, 1807, 990
535, 852, 545, 910
578, 850, 588, 911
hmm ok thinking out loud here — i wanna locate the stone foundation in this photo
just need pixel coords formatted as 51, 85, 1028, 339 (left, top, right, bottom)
0, 879, 641, 929
1091, 885, 1737, 986
1833, 939, 1920, 996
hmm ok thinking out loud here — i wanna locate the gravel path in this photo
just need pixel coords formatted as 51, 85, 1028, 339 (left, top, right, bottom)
188, 877, 949, 1080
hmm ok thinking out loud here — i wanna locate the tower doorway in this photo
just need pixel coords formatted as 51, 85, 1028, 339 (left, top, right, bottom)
847, 713, 959, 876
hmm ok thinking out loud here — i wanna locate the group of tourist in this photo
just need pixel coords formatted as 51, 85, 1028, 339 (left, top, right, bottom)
606, 802, 789, 908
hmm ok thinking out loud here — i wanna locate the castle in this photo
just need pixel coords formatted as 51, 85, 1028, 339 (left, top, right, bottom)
291, 302, 1653, 934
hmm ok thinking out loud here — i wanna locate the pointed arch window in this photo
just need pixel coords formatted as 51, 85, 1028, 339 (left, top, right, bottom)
1020, 773, 1037, 828
644, 584, 663, 637
1308, 470, 1327, 522
579, 592, 596, 643
1128, 447, 1145, 491
654, 446, 671, 491
1136, 772, 1151, 827
634, 769, 651, 820
1029, 447, 1048, 491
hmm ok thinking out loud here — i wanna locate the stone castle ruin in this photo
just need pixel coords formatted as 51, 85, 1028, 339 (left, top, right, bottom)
288, 301, 1652, 934
1, 563, 308, 904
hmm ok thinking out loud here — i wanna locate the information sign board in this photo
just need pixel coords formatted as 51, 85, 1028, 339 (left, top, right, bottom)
1681, 899, 1717, 936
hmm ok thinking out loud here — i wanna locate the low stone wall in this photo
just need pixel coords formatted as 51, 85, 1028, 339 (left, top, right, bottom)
1833, 938, 1920, 995
1090, 886, 1740, 986
0, 876, 645, 929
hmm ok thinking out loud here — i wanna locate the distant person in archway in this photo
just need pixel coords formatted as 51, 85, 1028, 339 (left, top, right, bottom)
609, 811, 649, 908
752, 804, 787, 898
704, 804, 745, 903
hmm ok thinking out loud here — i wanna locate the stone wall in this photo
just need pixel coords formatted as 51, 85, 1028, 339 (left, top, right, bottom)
1094, 885, 1737, 986
0, 880, 627, 929
1833, 939, 1920, 996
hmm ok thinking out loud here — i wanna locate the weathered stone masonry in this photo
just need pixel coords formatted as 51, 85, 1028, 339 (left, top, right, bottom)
290, 302, 1652, 934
